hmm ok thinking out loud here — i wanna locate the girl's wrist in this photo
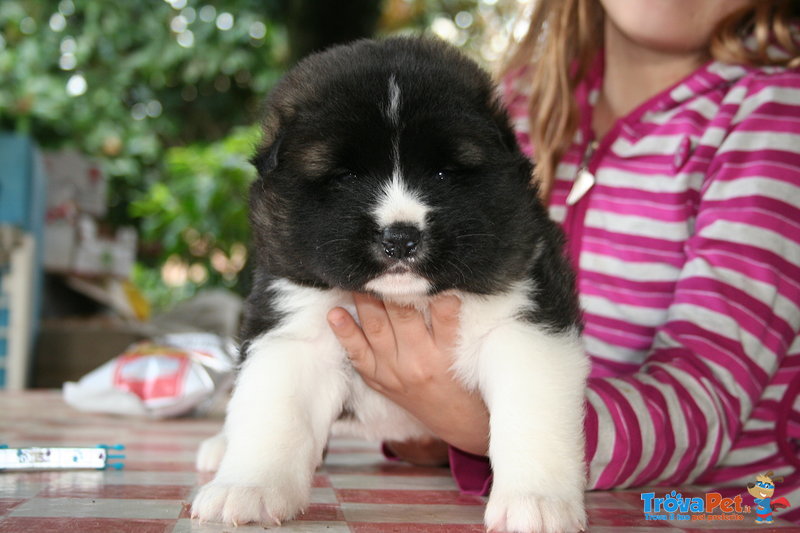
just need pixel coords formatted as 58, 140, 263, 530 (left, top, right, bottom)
436, 421, 489, 456
412, 387, 490, 456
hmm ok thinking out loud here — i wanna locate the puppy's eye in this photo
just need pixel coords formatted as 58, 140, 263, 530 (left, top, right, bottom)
435, 170, 448, 180
336, 171, 357, 181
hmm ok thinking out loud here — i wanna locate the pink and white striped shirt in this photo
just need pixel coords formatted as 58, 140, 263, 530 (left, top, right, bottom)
449, 49, 800, 515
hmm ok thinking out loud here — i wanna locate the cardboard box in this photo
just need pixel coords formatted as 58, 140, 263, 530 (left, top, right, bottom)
42, 149, 108, 218
32, 317, 147, 388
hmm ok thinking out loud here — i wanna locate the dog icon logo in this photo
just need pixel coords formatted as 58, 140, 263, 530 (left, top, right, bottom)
746, 471, 791, 524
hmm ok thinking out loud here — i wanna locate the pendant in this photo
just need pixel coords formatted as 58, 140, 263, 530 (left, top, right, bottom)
566, 168, 595, 206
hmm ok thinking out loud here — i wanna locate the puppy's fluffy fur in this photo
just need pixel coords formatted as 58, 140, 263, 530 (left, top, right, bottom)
192, 37, 588, 533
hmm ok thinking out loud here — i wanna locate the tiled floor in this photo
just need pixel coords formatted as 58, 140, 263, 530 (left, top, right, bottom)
0, 390, 796, 532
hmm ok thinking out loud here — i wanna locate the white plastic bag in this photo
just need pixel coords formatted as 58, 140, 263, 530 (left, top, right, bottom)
63, 332, 238, 418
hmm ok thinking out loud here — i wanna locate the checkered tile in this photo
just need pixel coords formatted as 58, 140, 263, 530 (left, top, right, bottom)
0, 391, 795, 532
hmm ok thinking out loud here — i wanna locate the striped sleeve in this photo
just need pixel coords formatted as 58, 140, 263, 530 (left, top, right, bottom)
585, 73, 800, 489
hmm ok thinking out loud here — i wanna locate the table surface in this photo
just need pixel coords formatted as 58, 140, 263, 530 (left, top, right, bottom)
0, 390, 797, 533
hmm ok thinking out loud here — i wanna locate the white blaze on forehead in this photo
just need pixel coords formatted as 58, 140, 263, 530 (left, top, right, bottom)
386, 75, 402, 172
374, 74, 428, 229
386, 74, 401, 127
373, 172, 430, 229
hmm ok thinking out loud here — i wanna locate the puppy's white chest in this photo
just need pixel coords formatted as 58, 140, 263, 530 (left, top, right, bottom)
265, 278, 536, 379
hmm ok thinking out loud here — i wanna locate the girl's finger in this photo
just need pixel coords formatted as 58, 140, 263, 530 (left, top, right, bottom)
430, 294, 462, 351
327, 307, 376, 377
383, 301, 434, 361
353, 292, 398, 368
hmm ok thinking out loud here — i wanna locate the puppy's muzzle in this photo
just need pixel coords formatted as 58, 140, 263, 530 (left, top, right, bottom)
379, 224, 421, 260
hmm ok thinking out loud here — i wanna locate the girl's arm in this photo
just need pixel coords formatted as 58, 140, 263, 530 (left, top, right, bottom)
582, 74, 800, 488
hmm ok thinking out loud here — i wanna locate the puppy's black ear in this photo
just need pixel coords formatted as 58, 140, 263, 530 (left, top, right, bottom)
250, 133, 284, 176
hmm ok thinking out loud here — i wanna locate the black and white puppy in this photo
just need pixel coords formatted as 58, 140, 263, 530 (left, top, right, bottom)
192, 37, 588, 533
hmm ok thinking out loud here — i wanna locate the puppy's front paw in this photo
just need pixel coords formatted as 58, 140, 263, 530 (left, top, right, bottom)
484, 491, 586, 533
195, 433, 227, 472
191, 480, 308, 526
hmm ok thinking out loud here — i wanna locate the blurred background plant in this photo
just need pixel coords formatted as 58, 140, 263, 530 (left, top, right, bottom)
1, 0, 527, 311
129, 125, 260, 310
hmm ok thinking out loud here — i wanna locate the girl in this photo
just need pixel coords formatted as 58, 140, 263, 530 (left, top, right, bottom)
327, 0, 800, 520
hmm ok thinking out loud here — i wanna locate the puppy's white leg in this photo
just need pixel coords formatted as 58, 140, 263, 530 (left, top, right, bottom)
479, 324, 588, 533
196, 431, 227, 472
192, 335, 348, 526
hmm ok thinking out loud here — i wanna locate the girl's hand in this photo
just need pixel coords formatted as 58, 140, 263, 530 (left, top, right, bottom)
326, 293, 490, 457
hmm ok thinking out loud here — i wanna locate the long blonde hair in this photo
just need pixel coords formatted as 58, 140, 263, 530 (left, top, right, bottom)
502, 0, 800, 201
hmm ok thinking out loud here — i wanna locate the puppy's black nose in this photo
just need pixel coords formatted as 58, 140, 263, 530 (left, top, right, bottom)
380, 225, 421, 260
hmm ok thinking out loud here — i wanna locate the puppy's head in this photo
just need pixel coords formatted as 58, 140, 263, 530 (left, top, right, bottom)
250, 37, 547, 302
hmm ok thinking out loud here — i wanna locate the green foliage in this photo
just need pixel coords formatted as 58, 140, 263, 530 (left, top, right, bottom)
0, 0, 285, 308
0, 0, 287, 228
130, 125, 259, 307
